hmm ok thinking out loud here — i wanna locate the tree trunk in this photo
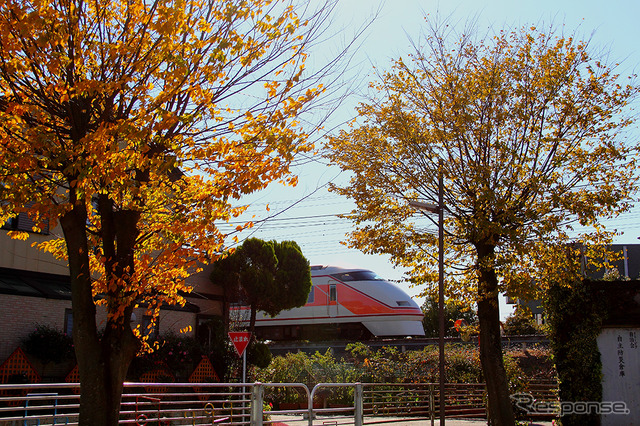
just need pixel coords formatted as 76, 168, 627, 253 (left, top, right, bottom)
249, 306, 257, 336
476, 244, 515, 426
61, 204, 138, 426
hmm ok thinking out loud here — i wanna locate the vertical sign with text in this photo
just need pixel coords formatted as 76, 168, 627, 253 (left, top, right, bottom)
597, 327, 639, 425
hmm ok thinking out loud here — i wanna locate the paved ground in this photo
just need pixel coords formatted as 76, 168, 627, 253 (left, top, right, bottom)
373, 419, 554, 425
270, 415, 555, 425
365, 420, 553, 426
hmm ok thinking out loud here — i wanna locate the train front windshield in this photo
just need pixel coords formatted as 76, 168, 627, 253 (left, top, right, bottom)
330, 270, 384, 282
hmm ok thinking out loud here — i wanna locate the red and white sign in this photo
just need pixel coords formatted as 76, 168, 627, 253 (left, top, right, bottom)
228, 331, 252, 357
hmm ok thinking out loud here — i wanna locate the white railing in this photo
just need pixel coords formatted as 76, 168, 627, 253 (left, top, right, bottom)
0, 382, 488, 425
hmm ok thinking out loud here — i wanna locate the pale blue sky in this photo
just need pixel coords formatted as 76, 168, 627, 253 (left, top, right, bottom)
228, 0, 640, 319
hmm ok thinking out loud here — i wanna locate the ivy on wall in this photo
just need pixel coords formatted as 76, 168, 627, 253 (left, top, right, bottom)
544, 279, 639, 426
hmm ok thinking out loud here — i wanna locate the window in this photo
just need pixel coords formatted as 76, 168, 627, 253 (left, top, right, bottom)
329, 284, 337, 302
142, 316, 159, 339
0, 216, 17, 230
64, 309, 73, 335
0, 275, 40, 296
196, 315, 222, 347
1, 211, 49, 234
30, 276, 71, 298
306, 286, 315, 303
330, 270, 383, 282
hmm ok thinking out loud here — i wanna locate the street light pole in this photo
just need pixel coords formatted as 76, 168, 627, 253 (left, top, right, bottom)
437, 166, 445, 426
408, 164, 445, 425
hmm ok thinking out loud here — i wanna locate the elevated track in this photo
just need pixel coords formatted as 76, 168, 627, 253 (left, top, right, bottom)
267, 334, 549, 357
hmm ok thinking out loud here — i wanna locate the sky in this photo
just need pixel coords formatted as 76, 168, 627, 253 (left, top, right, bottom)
223, 0, 640, 320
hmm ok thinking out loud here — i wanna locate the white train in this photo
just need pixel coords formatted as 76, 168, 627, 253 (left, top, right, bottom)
250, 265, 425, 341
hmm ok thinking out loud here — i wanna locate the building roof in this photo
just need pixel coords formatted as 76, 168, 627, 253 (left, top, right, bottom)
0, 267, 71, 299
0, 267, 200, 313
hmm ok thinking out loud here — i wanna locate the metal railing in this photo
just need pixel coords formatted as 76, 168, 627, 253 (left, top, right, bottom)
0, 381, 493, 425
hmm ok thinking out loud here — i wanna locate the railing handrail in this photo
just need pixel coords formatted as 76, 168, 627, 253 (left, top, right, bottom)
0, 380, 556, 425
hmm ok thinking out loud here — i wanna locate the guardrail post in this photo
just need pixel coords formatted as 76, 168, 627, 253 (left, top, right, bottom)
354, 383, 363, 426
251, 382, 264, 426
429, 383, 435, 426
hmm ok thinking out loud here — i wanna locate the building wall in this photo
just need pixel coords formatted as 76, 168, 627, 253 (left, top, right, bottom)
0, 292, 212, 363
0, 231, 68, 275
0, 293, 70, 362
0, 227, 224, 364
187, 264, 224, 302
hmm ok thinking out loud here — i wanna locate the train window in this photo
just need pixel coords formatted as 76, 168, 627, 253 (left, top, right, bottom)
329, 284, 337, 302
307, 286, 315, 303
330, 271, 384, 282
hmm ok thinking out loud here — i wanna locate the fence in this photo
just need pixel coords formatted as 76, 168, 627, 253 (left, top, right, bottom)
0, 380, 555, 425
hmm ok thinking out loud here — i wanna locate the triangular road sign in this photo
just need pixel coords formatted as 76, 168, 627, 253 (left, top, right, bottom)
228, 331, 252, 357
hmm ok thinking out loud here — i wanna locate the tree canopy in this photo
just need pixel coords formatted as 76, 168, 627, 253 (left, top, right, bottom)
502, 309, 541, 336
325, 21, 638, 425
210, 237, 311, 333
421, 296, 477, 339
0, 0, 325, 312
0, 0, 338, 424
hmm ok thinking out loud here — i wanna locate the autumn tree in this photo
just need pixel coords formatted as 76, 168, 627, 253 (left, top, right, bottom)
0, 0, 344, 424
210, 238, 311, 333
325, 21, 638, 425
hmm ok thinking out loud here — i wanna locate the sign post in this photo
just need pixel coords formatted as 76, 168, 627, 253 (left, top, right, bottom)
228, 331, 252, 402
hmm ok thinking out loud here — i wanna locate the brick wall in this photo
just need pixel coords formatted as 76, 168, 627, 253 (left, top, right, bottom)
0, 294, 210, 364
0, 294, 70, 361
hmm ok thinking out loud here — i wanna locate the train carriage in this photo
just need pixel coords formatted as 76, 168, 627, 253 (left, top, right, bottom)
252, 265, 425, 341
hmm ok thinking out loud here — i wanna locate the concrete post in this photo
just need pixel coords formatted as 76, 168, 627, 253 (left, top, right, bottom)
251, 383, 264, 426
354, 383, 363, 426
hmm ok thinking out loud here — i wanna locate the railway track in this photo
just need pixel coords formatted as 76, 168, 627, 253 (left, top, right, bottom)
267, 334, 549, 356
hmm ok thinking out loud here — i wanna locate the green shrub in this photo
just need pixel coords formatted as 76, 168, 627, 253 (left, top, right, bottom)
444, 345, 484, 384
505, 346, 555, 381
255, 351, 313, 404
348, 343, 411, 382
22, 324, 74, 365
256, 343, 536, 408
248, 341, 272, 369
503, 310, 541, 336
348, 343, 525, 390
255, 349, 358, 406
